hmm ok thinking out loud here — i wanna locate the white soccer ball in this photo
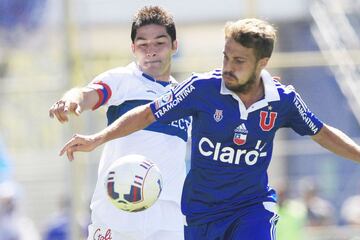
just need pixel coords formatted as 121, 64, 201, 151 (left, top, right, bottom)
105, 154, 163, 212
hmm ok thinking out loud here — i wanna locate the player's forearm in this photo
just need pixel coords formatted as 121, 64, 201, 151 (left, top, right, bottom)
63, 87, 99, 111
312, 124, 360, 163
94, 104, 155, 144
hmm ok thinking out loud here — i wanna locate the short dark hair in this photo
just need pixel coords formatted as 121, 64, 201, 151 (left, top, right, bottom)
131, 6, 176, 43
225, 18, 276, 60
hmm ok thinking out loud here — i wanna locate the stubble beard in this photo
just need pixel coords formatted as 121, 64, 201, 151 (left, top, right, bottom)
225, 71, 257, 94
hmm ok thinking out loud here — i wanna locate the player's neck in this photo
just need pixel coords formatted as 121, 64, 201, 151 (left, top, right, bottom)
155, 72, 171, 82
140, 62, 172, 82
237, 78, 264, 109
143, 70, 171, 83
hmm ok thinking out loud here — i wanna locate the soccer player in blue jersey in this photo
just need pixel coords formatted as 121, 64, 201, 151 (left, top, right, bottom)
59, 18, 360, 240
50, 6, 190, 240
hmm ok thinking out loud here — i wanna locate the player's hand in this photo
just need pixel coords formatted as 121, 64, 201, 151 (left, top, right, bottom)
49, 98, 83, 123
59, 134, 100, 161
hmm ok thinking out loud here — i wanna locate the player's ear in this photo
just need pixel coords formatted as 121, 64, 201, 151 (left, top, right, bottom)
131, 43, 135, 54
258, 57, 269, 69
171, 40, 178, 54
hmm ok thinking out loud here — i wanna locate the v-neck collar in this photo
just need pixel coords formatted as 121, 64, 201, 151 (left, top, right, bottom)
130, 62, 175, 87
220, 69, 280, 120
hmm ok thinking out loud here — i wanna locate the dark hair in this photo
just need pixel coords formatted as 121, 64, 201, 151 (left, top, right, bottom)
225, 18, 276, 60
131, 6, 176, 43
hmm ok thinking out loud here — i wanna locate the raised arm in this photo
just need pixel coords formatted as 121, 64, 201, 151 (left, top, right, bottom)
311, 124, 360, 163
49, 87, 99, 123
59, 103, 155, 161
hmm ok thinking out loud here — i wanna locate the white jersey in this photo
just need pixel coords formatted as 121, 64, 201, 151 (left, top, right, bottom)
88, 62, 190, 231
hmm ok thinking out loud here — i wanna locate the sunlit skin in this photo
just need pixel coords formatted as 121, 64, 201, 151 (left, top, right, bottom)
131, 24, 178, 82
222, 37, 269, 108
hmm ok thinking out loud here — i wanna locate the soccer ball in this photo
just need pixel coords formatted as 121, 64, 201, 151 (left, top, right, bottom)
105, 154, 163, 212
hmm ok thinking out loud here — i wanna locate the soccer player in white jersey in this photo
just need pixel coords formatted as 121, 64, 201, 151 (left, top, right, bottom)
49, 6, 190, 240
59, 18, 360, 239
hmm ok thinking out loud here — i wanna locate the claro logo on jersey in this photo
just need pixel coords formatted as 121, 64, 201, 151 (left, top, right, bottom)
154, 84, 195, 118
199, 137, 267, 166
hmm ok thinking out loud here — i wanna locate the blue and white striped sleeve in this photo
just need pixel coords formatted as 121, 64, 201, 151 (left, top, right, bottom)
287, 91, 324, 136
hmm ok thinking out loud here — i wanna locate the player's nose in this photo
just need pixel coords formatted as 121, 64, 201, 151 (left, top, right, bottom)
146, 52, 156, 57
222, 61, 232, 72
146, 45, 157, 57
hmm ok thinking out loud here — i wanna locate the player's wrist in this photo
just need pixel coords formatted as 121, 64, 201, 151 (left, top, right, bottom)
63, 88, 83, 103
93, 132, 107, 147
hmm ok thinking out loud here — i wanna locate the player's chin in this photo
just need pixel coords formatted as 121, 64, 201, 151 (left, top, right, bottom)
145, 66, 164, 76
223, 79, 236, 89
223, 75, 237, 83
224, 81, 244, 92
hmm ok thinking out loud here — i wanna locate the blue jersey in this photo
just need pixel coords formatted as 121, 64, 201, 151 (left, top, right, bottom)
149, 69, 324, 225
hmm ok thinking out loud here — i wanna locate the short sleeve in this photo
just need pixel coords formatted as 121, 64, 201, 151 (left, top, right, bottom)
286, 91, 324, 136
87, 70, 129, 109
150, 76, 198, 123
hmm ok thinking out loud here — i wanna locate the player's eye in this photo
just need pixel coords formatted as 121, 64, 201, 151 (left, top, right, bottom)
136, 42, 147, 48
235, 59, 244, 64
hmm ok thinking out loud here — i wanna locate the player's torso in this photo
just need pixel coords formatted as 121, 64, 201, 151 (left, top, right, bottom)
183, 77, 288, 224
190, 78, 289, 168
91, 64, 189, 227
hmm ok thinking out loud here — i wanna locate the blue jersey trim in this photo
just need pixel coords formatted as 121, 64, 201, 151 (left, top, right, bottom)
107, 100, 189, 142
142, 73, 171, 87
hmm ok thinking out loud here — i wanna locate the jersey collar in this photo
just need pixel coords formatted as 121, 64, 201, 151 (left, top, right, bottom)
220, 69, 280, 119
129, 62, 176, 87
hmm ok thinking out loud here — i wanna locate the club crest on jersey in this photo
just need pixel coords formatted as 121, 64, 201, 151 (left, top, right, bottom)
233, 123, 248, 145
154, 91, 173, 110
213, 109, 223, 122
259, 111, 277, 131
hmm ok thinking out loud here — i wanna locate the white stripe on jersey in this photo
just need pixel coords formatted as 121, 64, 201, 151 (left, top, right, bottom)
270, 213, 279, 240
295, 92, 309, 111
173, 71, 221, 96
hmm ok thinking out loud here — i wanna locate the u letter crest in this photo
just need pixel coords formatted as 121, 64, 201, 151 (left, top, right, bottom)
259, 111, 277, 131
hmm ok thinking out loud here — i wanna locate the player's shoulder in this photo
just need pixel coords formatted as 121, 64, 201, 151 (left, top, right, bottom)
191, 68, 222, 82
173, 69, 222, 96
182, 68, 222, 87
90, 64, 140, 89
275, 81, 298, 101
97, 65, 134, 80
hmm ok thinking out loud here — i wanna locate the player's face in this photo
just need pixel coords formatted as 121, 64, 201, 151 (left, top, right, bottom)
222, 38, 268, 93
132, 24, 177, 81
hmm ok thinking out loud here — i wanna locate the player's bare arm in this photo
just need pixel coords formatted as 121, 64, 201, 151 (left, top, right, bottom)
49, 87, 99, 123
311, 124, 360, 162
59, 103, 155, 161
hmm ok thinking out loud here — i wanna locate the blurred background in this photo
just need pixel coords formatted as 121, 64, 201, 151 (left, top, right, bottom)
0, 0, 359, 239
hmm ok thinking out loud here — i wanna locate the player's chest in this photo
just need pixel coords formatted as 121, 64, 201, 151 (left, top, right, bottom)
120, 79, 173, 101
194, 98, 286, 143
